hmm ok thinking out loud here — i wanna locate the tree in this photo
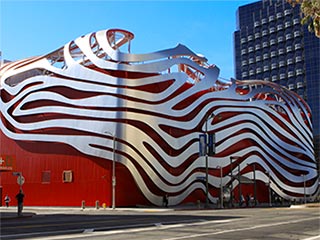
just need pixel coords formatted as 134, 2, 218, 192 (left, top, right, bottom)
287, 0, 320, 38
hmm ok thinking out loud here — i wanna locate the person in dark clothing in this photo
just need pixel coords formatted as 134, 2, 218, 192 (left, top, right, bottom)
246, 194, 251, 207
163, 193, 168, 207
16, 190, 25, 216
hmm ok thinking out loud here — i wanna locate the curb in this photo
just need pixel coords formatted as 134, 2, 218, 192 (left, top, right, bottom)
290, 203, 320, 209
1, 212, 36, 220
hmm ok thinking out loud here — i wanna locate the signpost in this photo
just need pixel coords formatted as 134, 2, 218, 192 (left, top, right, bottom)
13, 172, 25, 190
17, 175, 25, 186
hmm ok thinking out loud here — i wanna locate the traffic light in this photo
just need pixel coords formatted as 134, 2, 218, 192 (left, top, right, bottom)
199, 133, 215, 156
199, 134, 206, 156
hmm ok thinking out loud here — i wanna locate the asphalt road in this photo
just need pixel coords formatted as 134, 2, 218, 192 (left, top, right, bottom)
1, 205, 319, 240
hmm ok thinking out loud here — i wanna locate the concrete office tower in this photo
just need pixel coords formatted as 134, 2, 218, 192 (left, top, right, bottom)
234, 0, 320, 159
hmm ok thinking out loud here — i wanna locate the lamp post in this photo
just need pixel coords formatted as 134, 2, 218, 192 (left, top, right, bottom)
247, 163, 257, 206
238, 163, 241, 206
266, 170, 272, 207
217, 166, 223, 209
253, 164, 256, 206
229, 157, 233, 207
301, 174, 306, 204
205, 113, 215, 208
230, 156, 241, 207
105, 131, 116, 210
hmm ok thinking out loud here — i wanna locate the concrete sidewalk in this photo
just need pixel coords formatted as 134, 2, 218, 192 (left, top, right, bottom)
1, 202, 318, 220
0, 205, 179, 220
0, 201, 213, 219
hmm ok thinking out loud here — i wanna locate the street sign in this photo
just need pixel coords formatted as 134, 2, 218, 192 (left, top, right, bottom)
0, 155, 16, 171
196, 176, 206, 181
17, 175, 25, 186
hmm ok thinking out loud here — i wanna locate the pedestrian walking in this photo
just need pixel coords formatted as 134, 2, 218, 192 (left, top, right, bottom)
246, 194, 250, 207
163, 193, 168, 207
4, 194, 11, 207
15, 190, 25, 216
240, 194, 245, 207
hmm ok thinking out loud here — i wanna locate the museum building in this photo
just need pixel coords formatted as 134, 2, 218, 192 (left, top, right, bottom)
0, 29, 318, 207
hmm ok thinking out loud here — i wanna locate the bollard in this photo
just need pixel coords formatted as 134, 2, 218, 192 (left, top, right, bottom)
81, 200, 85, 210
95, 200, 99, 209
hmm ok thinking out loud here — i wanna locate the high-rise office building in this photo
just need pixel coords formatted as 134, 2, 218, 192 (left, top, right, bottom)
234, 0, 320, 159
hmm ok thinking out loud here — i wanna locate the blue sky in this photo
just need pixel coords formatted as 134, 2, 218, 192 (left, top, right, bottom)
0, 0, 256, 79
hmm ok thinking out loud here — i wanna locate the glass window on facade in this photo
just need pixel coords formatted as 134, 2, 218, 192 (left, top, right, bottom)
277, 23, 284, 31
295, 56, 302, 63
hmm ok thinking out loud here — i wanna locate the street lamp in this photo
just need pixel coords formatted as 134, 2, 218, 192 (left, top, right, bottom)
217, 166, 223, 209
301, 174, 306, 204
247, 163, 257, 206
266, 170, 272, 207
229, 157, 233, 207
205, 113, 215, 208
230, 156, 241, 207
105, 131, 116, 210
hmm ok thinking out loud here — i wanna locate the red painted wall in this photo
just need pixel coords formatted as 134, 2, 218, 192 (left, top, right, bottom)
0, 133, 149, 207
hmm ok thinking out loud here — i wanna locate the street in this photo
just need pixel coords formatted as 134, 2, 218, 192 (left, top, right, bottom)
1, 205, 319, 240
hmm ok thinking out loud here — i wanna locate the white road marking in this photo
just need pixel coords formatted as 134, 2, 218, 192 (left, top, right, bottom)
7, 216, 320, 240
302, 236, 320, 240
163, 217, 320, 240
20, 219, 234, 239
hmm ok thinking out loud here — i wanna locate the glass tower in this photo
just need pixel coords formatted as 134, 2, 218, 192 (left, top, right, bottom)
234, 0, 320, 159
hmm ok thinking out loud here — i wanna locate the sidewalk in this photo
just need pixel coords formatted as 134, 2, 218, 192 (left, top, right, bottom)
0, 201, 213, 219
1, 202, 318, 220
0, 205, 176, 220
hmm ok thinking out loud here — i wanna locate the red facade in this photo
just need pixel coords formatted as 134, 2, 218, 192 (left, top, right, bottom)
0, 133, 152, 207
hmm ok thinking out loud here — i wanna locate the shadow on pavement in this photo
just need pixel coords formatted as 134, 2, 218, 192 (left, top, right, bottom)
0, 210, 242, 240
